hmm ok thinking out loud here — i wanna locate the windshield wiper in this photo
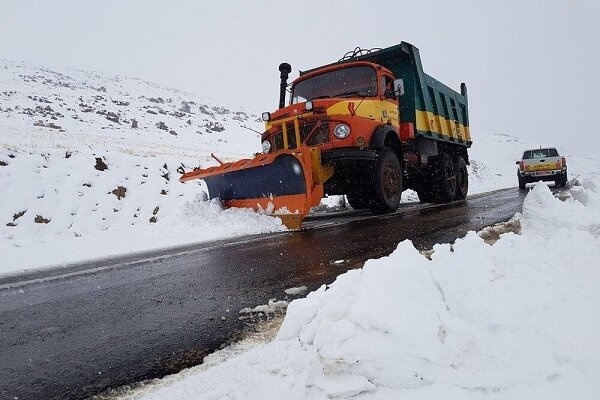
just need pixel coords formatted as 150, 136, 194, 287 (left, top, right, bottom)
336, 89, 371, 98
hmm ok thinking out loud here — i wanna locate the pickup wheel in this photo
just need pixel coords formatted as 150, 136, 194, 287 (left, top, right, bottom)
369, 148, 402, 214
432, 152, 457, 203
518, 174, 526, 190
454, 156, 469, 200
555, 176, 568, 188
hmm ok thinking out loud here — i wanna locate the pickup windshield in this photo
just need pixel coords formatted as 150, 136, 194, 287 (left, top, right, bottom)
291, 66, 377, 104
523, 148, 559, 159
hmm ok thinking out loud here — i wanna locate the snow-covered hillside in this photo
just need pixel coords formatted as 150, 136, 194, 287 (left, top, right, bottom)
1, 60, 598, 276
0, 59, 262, 155
0, 60, 283, 274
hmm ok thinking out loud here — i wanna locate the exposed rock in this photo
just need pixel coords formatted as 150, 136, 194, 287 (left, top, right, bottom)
94, 157, 108, 171
156, 121, 168, 131
106, 111, 119, 123
179, 101, 192, 113
13, 210, 26, 221
198, 105, 214, 116
34, 215, 51, 224
204, 121, 225, 133
149, 206, 159, 223
169, 129, 177, 136
111, 185, 127, 200
131, 118, 138, 128
33, 120, 63, 130
170, 110, 186, 118
212, 106, 231, 115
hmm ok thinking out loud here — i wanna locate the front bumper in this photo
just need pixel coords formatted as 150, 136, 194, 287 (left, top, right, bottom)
322, 148, 378, 164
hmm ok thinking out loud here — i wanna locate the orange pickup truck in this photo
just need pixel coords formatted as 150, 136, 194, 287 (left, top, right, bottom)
516, 147, 567, 189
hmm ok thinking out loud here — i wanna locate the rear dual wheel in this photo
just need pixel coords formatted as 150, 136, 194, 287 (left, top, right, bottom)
454, 156, 468, 200
432, 153, 457, 203
417, 153, 468, 203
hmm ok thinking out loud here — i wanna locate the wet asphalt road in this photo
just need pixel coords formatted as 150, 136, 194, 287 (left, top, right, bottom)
0, 188, 527, 400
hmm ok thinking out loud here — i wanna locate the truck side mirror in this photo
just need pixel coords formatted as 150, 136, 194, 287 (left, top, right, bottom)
393, 79, 405, 96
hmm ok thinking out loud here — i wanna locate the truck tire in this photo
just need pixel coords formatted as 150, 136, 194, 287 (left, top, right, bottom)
416, 182, 435, 203
369, 148, 402, 214
454, 156, 469, 200
346, 193, 369, 210
432, 152, 456, 203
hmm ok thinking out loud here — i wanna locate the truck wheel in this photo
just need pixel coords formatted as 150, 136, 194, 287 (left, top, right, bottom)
432, 153, 456, 203
369, 148, 402, 214
346, 193, 369, 210
454, 156, 469, 200
416, 183, 435, 203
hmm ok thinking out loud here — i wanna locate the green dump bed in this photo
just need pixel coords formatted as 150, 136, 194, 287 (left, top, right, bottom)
301, 42, 471, 147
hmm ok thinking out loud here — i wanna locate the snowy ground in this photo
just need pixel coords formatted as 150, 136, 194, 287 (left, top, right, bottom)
105, 176, 600, 400
3, 60, 600, 399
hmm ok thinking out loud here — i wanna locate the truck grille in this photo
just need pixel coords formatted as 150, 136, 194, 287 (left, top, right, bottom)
270, 120, 330, 151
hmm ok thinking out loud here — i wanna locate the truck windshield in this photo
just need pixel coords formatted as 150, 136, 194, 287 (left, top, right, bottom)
291, 66, 377, 104
523, 148, 559, 159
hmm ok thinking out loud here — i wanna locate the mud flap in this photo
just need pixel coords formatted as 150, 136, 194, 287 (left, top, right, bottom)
180, 149, 333, 229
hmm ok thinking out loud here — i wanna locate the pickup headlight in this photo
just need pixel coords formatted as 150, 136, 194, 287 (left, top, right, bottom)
333, 123, 350, 139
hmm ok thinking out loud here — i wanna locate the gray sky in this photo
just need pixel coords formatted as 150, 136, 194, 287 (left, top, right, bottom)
1, 0, 599, 155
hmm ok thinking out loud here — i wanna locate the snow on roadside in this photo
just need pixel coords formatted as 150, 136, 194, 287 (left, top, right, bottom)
118, 177, 600, 400
0, 127, 285, 275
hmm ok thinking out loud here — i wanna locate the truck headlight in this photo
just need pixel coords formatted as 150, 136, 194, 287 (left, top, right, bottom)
333, 123, 350, 139
262, 112, 271, 122
305, 100, 313, 111
262, 140, 271, 153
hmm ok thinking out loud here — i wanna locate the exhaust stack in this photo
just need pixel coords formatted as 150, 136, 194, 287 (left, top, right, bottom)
278, 63, 292, 109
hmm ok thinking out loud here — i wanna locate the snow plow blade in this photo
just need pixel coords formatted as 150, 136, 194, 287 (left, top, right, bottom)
180, 148, 333, 229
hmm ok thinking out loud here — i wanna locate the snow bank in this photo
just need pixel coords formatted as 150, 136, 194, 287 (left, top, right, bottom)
126, 179, 600, 400
0, 133, 285, 275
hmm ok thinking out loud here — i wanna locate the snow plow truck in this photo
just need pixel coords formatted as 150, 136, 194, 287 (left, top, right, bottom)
181, 42, 472, 229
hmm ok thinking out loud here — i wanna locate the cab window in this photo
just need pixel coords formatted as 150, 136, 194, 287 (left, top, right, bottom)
382, 75, 396, 100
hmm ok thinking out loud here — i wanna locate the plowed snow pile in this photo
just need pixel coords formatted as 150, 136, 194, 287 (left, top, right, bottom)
123, 178, 600, 399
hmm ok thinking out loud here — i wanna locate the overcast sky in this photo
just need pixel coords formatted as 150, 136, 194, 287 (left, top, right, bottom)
1, 0, 599, 155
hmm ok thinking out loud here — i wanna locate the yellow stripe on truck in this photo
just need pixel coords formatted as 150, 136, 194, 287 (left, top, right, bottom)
416, 110, 470, 142
326, 100, 400, 129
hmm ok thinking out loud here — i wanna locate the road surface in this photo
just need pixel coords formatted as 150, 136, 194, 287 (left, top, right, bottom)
0, 188, 527, 400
